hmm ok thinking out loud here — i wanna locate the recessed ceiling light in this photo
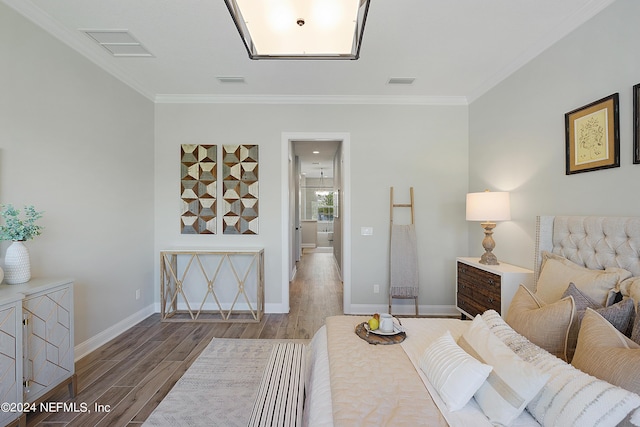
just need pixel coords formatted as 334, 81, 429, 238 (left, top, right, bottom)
387, 77, 416, 85
81, 30, 153, 57
313, 151, 320, 154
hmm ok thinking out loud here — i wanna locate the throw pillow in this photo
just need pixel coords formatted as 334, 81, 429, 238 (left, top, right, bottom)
596, 297, 636, 337
505, 284, 574, 360
458, 315, 549, 426
419, 331, 492, 411
571, 308, 640, 395
620, 276, 640, 302
632, 301, 640, 345
482, 309, 640, 427
561, 282, 603, 361
535, 251, 630, 306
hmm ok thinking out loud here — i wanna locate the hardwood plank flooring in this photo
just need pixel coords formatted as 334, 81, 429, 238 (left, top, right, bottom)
25, 249, 343, 427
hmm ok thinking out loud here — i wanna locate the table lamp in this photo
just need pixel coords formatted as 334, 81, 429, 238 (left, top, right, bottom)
466, 190, 511, 265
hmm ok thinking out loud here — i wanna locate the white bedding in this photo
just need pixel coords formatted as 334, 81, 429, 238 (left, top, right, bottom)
303, 325, 333, 427
400, 317, 539, 427
304, 316, 540, 427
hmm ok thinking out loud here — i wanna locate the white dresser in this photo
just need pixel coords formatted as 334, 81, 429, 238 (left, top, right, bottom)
0, 292, 24, 427
0, 278, 75, 426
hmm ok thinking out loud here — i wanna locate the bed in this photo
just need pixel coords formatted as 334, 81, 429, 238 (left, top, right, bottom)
303, 216, 640, 427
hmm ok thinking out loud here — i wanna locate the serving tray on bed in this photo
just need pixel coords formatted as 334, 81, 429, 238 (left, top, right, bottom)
355, 322, 406, 345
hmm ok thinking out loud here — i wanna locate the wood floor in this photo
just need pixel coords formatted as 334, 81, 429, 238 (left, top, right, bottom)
26, 249, 343, 427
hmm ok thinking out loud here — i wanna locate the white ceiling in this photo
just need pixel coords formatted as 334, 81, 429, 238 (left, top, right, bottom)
4, 0, 615, 176
3, 0, 615, 104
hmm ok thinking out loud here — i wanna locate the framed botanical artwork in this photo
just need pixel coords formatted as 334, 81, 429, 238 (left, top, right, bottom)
634, 83, 640, 164
565, 93, 620, 174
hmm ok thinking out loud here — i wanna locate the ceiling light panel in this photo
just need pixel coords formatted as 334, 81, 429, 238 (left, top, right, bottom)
224, 0, 371, 60
82, 30, 153, 57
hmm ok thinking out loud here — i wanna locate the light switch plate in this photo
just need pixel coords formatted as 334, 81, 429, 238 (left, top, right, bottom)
361, 227, 373, 236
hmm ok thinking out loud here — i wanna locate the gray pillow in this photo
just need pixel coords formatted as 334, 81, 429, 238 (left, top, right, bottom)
562, 282, 603, 361
595, 297, 635, 337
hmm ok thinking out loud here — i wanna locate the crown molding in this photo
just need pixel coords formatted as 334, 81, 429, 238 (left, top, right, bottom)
154, 94, 469, 106
467, 0, 616, 103
2, 0, 155, 101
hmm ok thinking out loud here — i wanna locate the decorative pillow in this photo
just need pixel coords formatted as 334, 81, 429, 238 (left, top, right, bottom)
419, 331, 492, 411
458, 315, 549, 426
572, 308, 640, 395
620, 276, 640, 306
505, 284, 574, 360
561, 282, 603, 361
536, 251, 631, 306
596, 297, 636, 337
482, 310, 640, 427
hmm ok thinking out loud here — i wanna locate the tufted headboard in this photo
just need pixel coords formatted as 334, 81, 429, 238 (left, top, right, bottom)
534, 215, 640, 285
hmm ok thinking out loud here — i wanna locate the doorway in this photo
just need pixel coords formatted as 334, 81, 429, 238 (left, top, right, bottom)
281, 132, 351, 314
294, 140, 339, 253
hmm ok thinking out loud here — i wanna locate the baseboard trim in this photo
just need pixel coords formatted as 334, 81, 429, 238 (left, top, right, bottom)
74, 304, 156, 362
347, 303, 459, 317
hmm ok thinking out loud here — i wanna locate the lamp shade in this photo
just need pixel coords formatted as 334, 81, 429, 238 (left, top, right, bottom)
466, 191, 511, 222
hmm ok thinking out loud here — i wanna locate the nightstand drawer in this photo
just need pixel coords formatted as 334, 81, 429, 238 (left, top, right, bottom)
456, 258, 533, 319
456, 282, 501, 314
457, 293, 489, 318
457, 263, 501, 300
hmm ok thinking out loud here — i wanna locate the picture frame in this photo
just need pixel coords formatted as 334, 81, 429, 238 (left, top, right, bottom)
565, 93, 619, 175
634, 83, 640, 164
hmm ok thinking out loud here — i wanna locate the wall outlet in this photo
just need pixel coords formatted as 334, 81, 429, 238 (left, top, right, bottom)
373, 284, 380, 293
135, 289, 141, 300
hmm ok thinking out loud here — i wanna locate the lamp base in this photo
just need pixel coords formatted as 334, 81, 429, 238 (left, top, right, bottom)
479, 251, 499, 265
479, 221, 500, 265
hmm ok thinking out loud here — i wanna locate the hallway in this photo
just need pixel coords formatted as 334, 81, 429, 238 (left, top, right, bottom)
288, 248, 344, 338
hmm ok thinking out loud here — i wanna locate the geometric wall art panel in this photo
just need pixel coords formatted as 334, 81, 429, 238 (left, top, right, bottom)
181, 144, 217, 234
223, 144, 258, 234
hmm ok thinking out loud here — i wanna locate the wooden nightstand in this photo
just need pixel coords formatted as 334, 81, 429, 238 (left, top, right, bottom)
456, 257, 533, 319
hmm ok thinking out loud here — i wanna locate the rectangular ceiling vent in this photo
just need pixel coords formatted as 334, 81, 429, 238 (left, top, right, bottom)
82, 30, 153, 57
216, 76, 247, 84
387, 77, 416, 85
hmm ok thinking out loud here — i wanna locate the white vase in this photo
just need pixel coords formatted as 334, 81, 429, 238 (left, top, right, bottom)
4, 241, 31, 284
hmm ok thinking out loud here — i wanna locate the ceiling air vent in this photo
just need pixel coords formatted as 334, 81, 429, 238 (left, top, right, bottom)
216, 76, 247, 84
82, 30, 153, 57
387, 77, 416, 85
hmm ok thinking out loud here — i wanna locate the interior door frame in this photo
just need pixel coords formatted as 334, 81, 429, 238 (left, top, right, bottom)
281, 132, 351, 314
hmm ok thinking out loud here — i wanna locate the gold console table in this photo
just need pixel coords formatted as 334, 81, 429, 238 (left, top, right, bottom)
160, 249, 264, 323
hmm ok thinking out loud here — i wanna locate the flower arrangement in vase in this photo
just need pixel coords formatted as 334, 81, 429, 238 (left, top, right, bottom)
0, 204, 44, 284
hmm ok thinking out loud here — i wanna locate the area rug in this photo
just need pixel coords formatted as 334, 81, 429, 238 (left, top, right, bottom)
142, 338, 306, 427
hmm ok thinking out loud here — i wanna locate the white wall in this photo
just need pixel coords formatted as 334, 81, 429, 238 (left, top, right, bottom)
154, 103, 468, 314
469, 0, 640, 270
0, 4, 155, 351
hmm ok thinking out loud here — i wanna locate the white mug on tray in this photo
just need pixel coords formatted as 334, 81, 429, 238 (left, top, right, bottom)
379, 313, 394, 333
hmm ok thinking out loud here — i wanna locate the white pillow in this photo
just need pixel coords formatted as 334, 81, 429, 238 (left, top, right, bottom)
482, 310, 640, 427
419, 331, 492, 411
458, 315, 549, 426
